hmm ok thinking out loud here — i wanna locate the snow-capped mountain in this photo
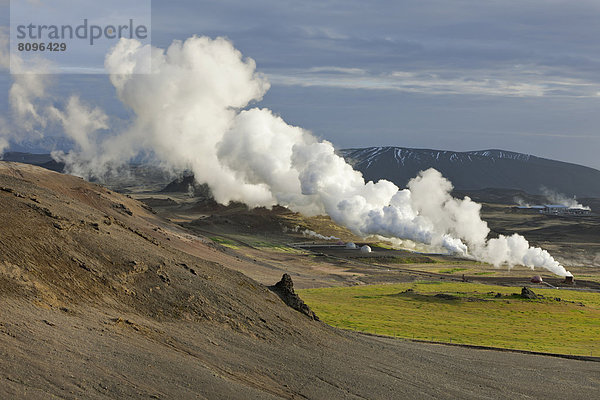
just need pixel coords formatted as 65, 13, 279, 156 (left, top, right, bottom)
339, 147, 600, 198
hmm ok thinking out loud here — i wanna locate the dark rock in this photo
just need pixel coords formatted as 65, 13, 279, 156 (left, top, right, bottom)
113, 203, 133, 216
28, 204, 60, 219
269, 274, 318, 320
140, 202, 156, 214
520, 287, 538, 299
161, 173, 213, 198
158, 271, 170, 284
434, 293, 459, 300
494, 293, 502, 298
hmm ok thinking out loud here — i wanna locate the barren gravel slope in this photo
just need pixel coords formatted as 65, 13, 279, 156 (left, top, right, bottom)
1, 162, 599, 399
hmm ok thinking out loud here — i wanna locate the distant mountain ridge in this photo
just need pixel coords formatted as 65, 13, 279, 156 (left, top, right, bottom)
4, 149, 599, 199
1, 151, 65, 173
339, 147, 600, 198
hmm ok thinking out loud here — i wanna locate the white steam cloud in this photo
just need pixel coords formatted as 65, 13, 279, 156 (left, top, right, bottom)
1, 35, 572, 277
540, 186, 590, 211
286, 226, 340, 241
0, 28, 109, 158
514, 197, 530, 208
0, 27, 50, 151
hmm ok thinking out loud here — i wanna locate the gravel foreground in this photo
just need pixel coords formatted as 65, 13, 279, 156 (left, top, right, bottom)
1, 162, 599, 399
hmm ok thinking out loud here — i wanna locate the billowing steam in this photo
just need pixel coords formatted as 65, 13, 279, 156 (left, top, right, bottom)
514, 197, 531, 208
0, 35, 572, 277
540, 186, 590, 211
0, 28, 109, 157
285, 226, 340, 241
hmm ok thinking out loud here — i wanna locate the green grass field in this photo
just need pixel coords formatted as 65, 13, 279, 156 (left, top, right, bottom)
299, 281, 600, 356
208, 236, 240, 249
438, 267, 467, 274
251, 240, 308, 254
357, 255, 437, 264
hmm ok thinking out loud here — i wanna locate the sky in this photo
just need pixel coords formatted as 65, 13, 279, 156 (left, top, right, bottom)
2, 0, 600, 169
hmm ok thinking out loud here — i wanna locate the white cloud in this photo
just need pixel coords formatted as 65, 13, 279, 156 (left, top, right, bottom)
0, 26, 8, 70
307, 66, 366, 75
267, 67, 599, 98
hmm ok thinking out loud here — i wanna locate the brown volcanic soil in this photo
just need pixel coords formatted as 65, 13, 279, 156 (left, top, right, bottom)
141, 193, 600, 290
1, 162, 600, 399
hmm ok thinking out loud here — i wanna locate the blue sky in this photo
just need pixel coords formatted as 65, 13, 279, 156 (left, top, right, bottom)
2, 0, 600, 169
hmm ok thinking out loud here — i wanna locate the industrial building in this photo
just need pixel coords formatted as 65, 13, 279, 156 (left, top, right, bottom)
515, 204, 592, 216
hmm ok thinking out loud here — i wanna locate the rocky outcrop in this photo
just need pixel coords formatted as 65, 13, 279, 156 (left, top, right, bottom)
520, 287, 538, 299
269, 274, 319, 320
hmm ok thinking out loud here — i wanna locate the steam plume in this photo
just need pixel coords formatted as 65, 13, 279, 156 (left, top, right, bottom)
540, 186, 590, 211
1, 36, 572, 277
0, 27, 51, 150
285, 226, 340, 241
0, 28, 108, 157
514, 197, 530, 208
